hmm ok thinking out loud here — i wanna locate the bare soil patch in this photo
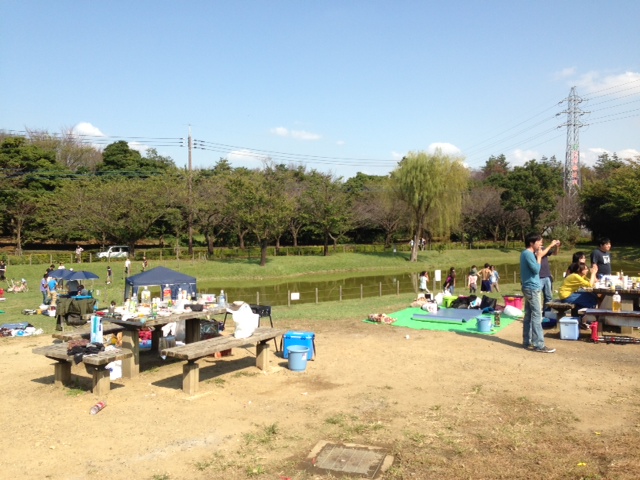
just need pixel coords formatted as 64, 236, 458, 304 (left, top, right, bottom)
2, 317, 640, 479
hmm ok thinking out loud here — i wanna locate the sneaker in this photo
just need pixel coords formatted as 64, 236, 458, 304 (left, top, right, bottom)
534, 346, 556, 353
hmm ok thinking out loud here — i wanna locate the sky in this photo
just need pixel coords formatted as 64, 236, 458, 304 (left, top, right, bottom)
2, 1, 639, 179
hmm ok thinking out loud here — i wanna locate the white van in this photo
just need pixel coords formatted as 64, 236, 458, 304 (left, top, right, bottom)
97, 246, 130, 260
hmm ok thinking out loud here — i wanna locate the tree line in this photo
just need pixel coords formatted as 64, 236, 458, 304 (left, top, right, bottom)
1, 130, 638, 264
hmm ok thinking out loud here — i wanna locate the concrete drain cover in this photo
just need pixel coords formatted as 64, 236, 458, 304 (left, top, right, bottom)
306, 440, 393, 478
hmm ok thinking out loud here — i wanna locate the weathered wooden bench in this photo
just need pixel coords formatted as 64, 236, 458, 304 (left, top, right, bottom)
33, 343, 133, 396
161, 327, 286, 395
51, 321, 124, 341
546, 301, 575, 319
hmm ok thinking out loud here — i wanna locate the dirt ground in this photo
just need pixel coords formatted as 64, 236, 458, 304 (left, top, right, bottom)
2, 315, 640, 480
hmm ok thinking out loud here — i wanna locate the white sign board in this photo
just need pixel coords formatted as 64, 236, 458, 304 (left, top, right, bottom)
290, 292, 300, 301
434, 269, 442, 282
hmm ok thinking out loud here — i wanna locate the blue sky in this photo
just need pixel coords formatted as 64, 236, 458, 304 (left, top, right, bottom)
2, 1, 639, 179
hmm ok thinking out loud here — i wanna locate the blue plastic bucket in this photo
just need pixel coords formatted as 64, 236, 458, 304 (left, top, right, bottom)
287, 346, 309, 372
477, 315, 493, 333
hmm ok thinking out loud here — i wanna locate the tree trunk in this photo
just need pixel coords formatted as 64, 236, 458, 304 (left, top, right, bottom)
323, 231, 329, 256
206, 233, 215, 256
260, 239, 268, 266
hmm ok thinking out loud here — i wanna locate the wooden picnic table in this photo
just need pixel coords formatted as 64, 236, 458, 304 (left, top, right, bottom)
106, 307, 227, 378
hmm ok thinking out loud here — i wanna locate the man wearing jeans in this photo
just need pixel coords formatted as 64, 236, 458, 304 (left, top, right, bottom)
539, 239, 561, 312
520, 233, 556, 353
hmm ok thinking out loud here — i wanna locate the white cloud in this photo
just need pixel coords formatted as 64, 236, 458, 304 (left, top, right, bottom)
336, 140, 345, 146
227, 149, 270, 167
554, 67, 576, 80
270, 126, 321, 141
573, 70, 640, 97
128, 142, 149, 155
270, 127, 289, 137
427, 142, 462, 156
72, 122, 105, 138
581, 147, 640, 166
507, 148, 541, 166
391, 151, 405, 161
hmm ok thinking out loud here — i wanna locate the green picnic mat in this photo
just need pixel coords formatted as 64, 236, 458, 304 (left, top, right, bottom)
365, 307, 517, 335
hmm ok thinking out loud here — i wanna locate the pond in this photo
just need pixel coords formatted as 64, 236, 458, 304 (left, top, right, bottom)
196, 258, 640, 308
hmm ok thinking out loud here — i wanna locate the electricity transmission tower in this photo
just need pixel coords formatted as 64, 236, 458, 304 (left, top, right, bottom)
558, 86, 586, 194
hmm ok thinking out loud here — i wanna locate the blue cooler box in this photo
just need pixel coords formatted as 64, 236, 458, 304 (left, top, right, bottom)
283, 331, 315, 360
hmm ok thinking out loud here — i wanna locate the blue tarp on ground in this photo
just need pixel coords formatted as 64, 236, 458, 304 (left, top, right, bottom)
124, 266, 197, 301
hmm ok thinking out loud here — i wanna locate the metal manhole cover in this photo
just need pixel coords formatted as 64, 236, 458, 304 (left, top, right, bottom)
306, 440, 393, 478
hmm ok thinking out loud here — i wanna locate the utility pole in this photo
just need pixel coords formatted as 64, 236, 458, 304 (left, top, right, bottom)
187, 125, 194, 255
559, 87, 586, 195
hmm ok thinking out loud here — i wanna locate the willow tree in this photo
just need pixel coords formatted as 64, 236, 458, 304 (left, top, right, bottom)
391, 150, 469, 261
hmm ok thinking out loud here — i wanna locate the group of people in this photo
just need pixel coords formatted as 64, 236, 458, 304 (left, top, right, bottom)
520, 234, 613, 354
39, 263, 90, 306
466, 264, 500, 294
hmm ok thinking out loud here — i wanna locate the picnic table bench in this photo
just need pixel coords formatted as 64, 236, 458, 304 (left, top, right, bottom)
33, 343, 133, 395
583, 309, 640, 335
161, 327, 286, 395
51, 321, 124, 341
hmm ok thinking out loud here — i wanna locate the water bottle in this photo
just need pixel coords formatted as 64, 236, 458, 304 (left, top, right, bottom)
219, 290, 226, 308
90, 401, 106, 415
612, 292, 621, 312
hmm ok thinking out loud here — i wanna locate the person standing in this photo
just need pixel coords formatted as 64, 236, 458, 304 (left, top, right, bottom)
47, 276, 58, 307
521, 232, 556, 353
418, 271, 430, 295
539, 239, 560, 311
124, 258, 131, 276
490, 265, 501, 293
479, 263, 492, 292
75, 245, 84, 263
0, 260, 6, 281
40, 273, 49, 304
106, 265, 113, 285
590, 238, 612, 279
142, 255, 148, 272
467, 266, 478, 294
444, 267, 456, 295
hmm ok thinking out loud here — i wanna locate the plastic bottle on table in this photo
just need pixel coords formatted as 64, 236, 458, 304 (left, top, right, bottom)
219, 290, 226, 308
612, 292, 622, 312
90, 401, 106, 415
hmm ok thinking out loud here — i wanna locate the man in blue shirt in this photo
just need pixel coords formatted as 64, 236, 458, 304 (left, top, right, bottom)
520, 233, 556, 353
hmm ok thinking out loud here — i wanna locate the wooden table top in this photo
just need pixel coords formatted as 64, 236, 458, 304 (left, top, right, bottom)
106, 307, 227, 329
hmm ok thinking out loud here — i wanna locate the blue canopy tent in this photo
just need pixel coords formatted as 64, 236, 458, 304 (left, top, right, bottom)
124, 266, 197, 301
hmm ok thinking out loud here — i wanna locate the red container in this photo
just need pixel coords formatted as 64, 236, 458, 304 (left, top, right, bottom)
504, 295, 524, 310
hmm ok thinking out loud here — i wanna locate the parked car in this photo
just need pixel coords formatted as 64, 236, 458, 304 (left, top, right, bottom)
97, 246, 129, 259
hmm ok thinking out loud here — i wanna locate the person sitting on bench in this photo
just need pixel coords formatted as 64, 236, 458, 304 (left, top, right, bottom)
559, 262, 599, 325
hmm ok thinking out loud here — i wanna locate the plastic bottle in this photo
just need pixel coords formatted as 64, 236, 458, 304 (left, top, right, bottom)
219, 290, 226, 308
90, 401, 106, 415
163, 285, 171, 302
612, 292, 622, 312
141, 286, 151, 306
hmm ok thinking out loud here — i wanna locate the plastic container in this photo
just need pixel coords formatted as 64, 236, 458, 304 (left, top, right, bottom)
219, 290, 226, 308
612, 292, 621, 312
283, 331, 315, 360
287, 346, 309, 372
163, 285, 171, 302
476, 315, 493, 333
504, 295, 524, 310
559, 317, 579, 340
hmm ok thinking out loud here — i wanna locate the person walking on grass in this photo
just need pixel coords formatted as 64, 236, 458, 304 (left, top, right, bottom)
490, 265, 500, 293
106, 265, 113, 285
520, 232, 556, 353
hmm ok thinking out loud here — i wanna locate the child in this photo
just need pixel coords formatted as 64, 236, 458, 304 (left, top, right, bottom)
106, 265, 113, 285
467, 266, 478, 294
419, 271, 430, 294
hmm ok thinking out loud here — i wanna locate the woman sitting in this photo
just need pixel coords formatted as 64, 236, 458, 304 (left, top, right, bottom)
559, 262, 599, 313
565, 251, 586, 277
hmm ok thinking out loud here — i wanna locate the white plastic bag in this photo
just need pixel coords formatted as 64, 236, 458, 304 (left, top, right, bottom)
421, 302, 438, 313
228, 302, 259, 339
434, 292, 444, 306
503, 305, 524, 318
